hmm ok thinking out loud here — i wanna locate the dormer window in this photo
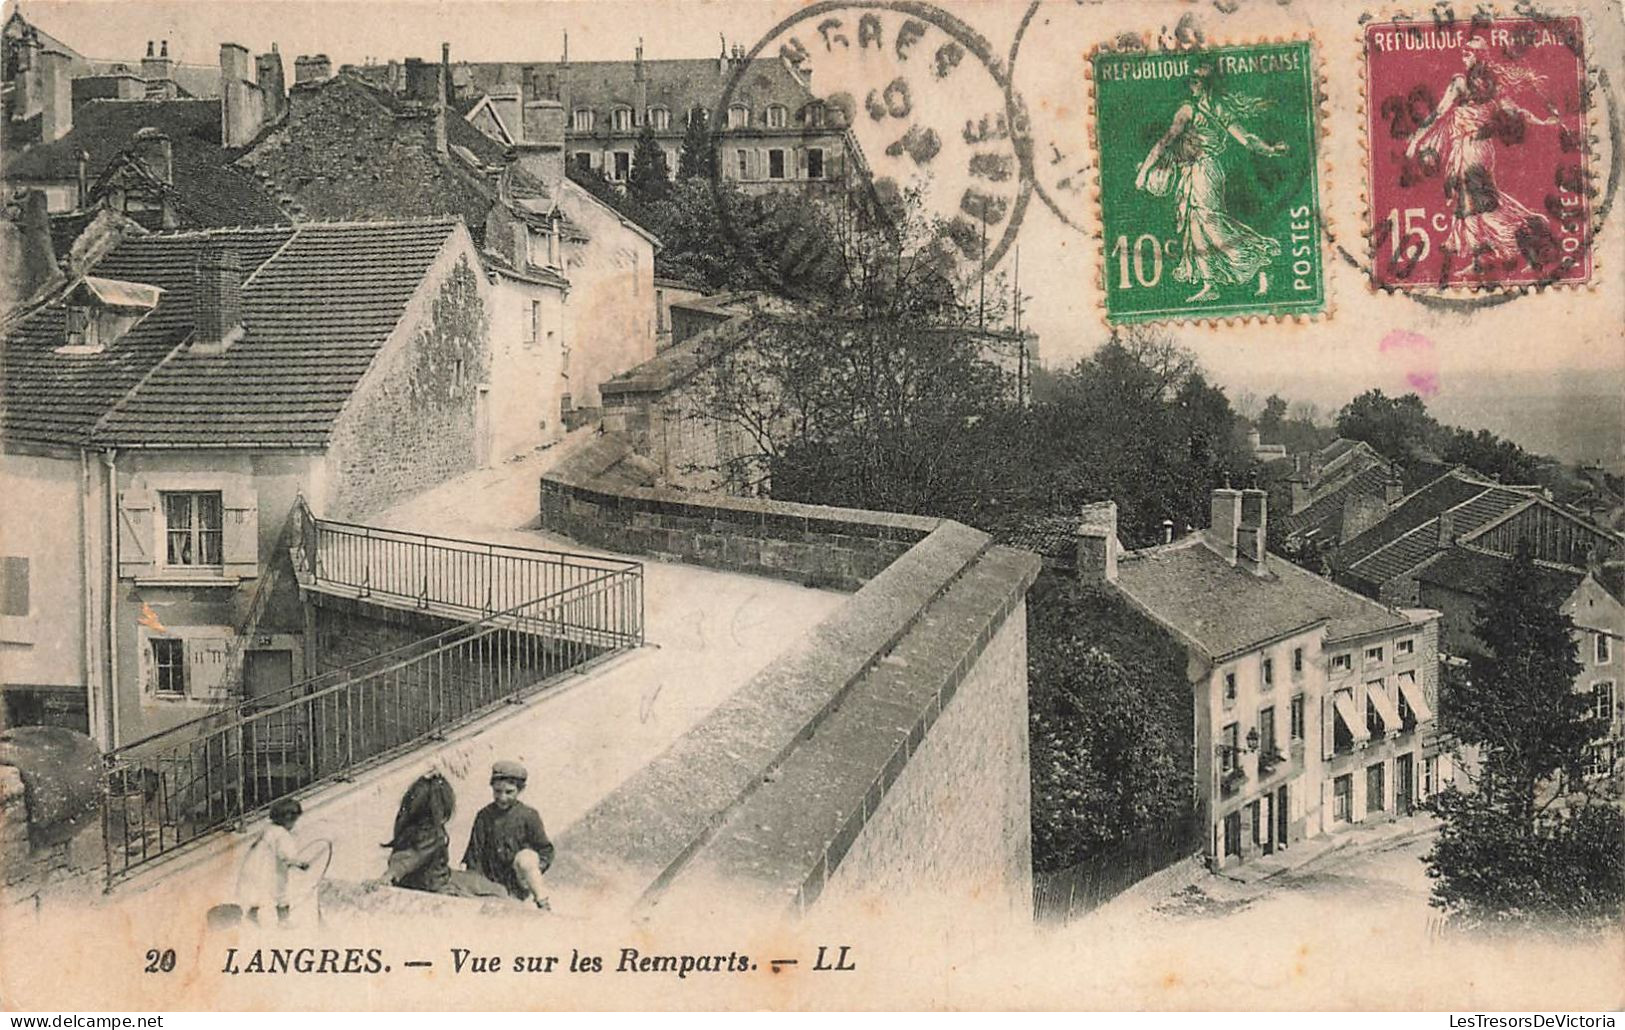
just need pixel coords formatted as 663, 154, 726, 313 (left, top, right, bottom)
727, 103, 749, 129
55, 276, 163, 354
572, 108, 594, 132
765, 104, 787, 129
612, 107, 634, 132
648, 107, 670, 130
806, 101, 827, 128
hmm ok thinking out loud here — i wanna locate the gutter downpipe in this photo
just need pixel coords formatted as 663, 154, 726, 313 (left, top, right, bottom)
79, 449, 102, 747
101, 447, 120, 748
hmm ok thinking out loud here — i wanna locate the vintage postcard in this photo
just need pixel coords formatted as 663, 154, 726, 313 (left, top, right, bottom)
0, 0, 1622, 1013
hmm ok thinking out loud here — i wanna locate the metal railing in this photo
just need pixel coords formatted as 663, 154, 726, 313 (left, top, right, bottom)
103, 507, 644, 885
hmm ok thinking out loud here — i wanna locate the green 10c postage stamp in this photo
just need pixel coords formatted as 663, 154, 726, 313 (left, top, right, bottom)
1092, 41, 1326, 324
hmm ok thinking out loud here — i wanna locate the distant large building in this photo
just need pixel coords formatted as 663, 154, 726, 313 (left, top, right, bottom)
442, 40, 865, 194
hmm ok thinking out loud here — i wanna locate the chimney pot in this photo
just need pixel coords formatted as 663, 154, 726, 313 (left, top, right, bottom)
160, 40, 169, 58
146, 41, 155, 58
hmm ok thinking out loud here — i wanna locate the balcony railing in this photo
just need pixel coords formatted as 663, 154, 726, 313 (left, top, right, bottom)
102, 505, 644, 885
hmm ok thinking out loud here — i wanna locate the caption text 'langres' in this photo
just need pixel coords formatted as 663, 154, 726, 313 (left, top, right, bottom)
219, 946, 858, 979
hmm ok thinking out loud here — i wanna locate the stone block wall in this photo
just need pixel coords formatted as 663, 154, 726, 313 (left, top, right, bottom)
540, 435, 935, 591
539, 436, 1040, 920
1, 763, 105, 915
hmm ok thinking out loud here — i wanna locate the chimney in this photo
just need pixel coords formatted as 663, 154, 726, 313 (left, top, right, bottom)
193, 248, 245, 353
441, 42, 452, 103
1238, 488, 1268, 567
517, 98, 566, 189
1289, 473, 1310, 514
386, 59, 404, 94
1384, 468, 1405, 504
634, 38, 648, 119
1436, 512, 1455, 548
76, 149, 90, 209
142, 39, 175, 86
256, 46, 286, 124
1, 190, 61, 311
1075, 501, 1120, 584
219, 44, 264, 149
293, 54, 331, 84
1340, 493, 1388, 544
38, 49, 73, 143
13, 29, 42, 120
131, 127, 173, 185
1206, 487, 1243, 565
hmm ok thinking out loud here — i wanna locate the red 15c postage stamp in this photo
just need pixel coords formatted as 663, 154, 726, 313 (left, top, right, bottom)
1364, 16, 1591, 290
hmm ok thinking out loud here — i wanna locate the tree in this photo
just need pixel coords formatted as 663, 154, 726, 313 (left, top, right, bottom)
1424, 544, 1622, 929
627, 123, 671, 205
676, 107, 714, 180
1334, 388, 1438, 463
1027, 579, 1194, 871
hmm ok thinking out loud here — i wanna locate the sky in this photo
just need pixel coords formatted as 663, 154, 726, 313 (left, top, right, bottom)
10, 0, 1623, 461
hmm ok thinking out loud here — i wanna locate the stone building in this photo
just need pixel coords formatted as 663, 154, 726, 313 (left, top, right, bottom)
0, 217, 523, 745
449, 39, 864, 195
1076, 489, 1443, 869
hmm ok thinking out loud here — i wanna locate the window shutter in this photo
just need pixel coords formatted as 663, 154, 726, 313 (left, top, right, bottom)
118, 484, 156, 578
188, 636, 233, 699
222, 480, 259, 578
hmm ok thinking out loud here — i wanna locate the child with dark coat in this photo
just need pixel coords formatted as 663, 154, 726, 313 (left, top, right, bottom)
378, 771, 508, 899
462, 760, 553, 908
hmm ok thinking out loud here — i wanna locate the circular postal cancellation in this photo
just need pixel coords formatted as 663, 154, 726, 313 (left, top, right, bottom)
714, 0, 1035, 278
1356, 7, 1611, 305
1084, 31, 1335, 328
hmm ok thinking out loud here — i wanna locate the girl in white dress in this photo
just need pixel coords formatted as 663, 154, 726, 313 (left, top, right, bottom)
237, 798, 310, 925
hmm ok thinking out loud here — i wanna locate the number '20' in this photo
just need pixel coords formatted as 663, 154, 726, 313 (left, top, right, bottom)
145, 948, 176, 973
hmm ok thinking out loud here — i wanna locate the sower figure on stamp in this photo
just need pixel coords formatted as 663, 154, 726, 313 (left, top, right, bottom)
463, 760, 555, 910
1135, 63, 1288, 303
1405, 38, 1561, 277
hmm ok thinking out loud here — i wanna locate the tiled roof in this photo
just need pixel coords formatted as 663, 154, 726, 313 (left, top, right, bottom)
456, 57, 818, 139
1415, 547, 1582, 606
996, 512, 1082, 568
3, 226, 294, 447
3, 219, 462, 449
1278, 463, 1391, 543
1327, 469, 1528, 584
2, 99, 287, 227
1115, 535, 1413, 660
240, 75, 513, 247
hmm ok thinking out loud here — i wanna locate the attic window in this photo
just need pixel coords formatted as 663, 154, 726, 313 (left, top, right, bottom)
55, 276, 163, 354
612, 107, 634, 132
573, 108, 594, 132
727, 103, 749, 129
648, 107, 670, 131
765, 104, 787, 129
806, 102, 827, 128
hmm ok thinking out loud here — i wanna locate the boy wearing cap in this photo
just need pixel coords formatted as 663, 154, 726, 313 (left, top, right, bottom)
463, 760, 554, 908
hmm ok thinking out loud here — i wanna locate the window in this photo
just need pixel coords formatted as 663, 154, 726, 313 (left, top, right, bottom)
768, 148, 785, 179
1365, 645, 1385, 664
1367, 762, 1385, 813
163, 492, 223, 567
65, 305, 92, 348
1221, 722, 1239, 772
1292, 647, 1303, 675
1259, 706, 1277, 755
648, 107, 670, 130
1423, 756, 1438, 797
573, 152, 593, 172
612, 151, 631, 180
807, 147, 825, 179
612, 107, 633, 132
151, 637, 185, 697
1586, 742, 1615, 778
1333, 774, 1353, 822
687, 106, 706, 127
765, 103, 787, 128
1224, 671, 1237, 703
453, 358, 465, 387
572, 108, 594, 132
1398, 689, 1414, 728
1, 557, 29, 617
735, 149, 749, 180
1366, 684, 1386, 738
727, 103, 749, 129
1396, 638, 1415, 657
1290, 694, 1305, 741
1332, 653, 1352, 672
1594, 681, 1616, 724
1262, 658, 1274, 689
807, 102, 827, 128
529, 300, 541, 344
1598, 634, 1613, 664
